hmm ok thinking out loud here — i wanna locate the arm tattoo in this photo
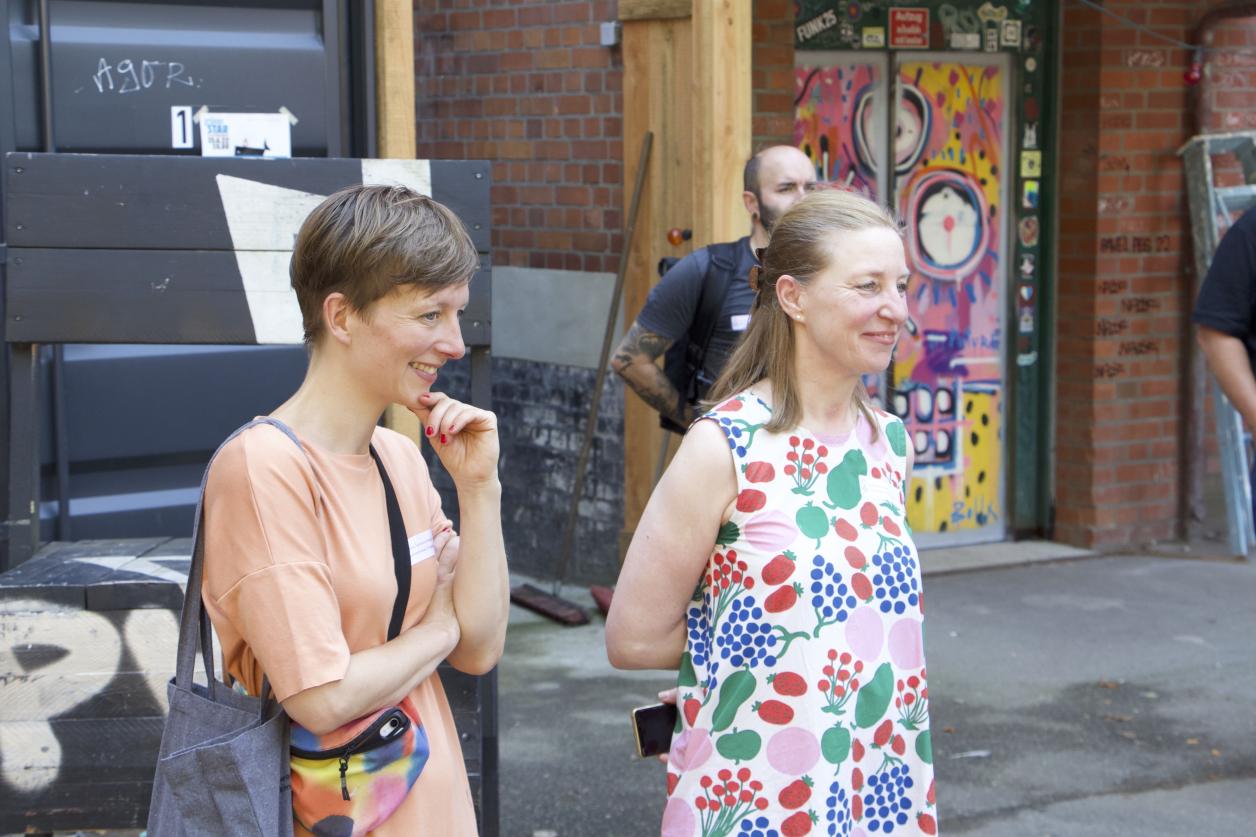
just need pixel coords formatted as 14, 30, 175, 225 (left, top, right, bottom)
612, 322, 687, 424
623, 322, 671, 361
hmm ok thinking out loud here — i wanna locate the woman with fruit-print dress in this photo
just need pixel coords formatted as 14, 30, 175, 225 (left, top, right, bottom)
607, 188, 937, 837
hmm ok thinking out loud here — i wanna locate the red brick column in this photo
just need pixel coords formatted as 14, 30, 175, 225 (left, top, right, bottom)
752, 0, 796, 149
1055, 1, 1253, 549
413, 1, 623, 271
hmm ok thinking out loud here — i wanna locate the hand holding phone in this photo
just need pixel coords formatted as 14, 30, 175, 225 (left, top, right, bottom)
631, 702, 679, 759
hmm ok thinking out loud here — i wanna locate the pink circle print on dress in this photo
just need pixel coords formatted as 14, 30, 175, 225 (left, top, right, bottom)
844, 604, 885, 662
661, 795, 696, 837
766, 726, 822, 776
888, 618, 926, 670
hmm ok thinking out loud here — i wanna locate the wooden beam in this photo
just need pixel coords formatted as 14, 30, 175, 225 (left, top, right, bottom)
619, 0, 691, 21
620, 3, 750, 560
691, 0, 752, 245
375, 0, 416, 159
620, 15, 696, 557
376, 0, 423, 440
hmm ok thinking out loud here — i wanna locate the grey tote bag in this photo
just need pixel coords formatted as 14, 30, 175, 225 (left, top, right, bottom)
147, 419, 299, 836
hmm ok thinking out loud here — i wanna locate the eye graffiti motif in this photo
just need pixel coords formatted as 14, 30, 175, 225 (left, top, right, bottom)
904, 169, 989, 283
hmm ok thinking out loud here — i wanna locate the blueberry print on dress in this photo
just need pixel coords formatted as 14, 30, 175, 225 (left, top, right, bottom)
663, 391, 937, 837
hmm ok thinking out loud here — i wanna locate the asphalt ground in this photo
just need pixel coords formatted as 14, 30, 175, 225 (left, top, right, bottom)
497, 554, 1256, 836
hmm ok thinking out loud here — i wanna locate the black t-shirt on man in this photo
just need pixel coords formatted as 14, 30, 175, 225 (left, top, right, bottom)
636, 236, 758, 386
1194, 205, 1256, 372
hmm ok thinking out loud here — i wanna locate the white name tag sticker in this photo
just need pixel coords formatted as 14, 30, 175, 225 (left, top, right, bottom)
408, 530, 435, 566
730, 314, 750, 332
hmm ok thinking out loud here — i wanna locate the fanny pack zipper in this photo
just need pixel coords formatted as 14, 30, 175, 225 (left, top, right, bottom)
290, 707, 412, 801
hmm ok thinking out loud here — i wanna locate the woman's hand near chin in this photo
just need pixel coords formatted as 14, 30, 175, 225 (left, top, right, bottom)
411, 391, 500, 488
410, 391, 507, 676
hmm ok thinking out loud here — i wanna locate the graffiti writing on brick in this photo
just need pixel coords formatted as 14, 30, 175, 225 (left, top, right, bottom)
1125, 50, 1167, 68
1121, 297, 1161, 314
1098, 195, 1132, 214
1118, 340, 1159, 356
1095, 362, 1127, 379
1096, 318, 1129, 337
1099, 155, 1131, 172
1099, 235, 1172, 254
1098, 279, 1128, 295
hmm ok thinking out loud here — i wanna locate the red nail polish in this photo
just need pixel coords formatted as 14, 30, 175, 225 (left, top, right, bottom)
425, 427, 433, 436
440, 434, 447, 444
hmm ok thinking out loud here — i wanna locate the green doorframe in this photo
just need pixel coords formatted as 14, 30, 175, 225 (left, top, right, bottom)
793, 0, 1058, 538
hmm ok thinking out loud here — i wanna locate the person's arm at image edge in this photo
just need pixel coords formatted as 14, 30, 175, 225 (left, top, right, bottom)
605, 419, 736, 670
1197, 326, 1256, 431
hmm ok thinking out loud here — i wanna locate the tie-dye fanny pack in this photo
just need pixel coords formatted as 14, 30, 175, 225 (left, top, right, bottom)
288, 696, 430, 835
285, 444, 428, 836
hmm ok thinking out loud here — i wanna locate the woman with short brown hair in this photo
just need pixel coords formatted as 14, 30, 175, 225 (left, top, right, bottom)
203, 184, 507, 835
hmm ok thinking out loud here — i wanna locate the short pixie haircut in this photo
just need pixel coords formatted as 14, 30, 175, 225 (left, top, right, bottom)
289, 184, 479, 344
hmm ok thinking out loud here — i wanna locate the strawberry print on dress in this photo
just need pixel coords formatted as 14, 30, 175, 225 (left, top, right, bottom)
664, 391, 937, 837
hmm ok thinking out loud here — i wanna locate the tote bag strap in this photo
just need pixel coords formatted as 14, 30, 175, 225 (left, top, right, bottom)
174, 420, 415, 703
174, 417, 309, 699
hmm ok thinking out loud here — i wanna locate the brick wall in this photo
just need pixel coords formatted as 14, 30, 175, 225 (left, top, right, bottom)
1055, 1, 1256, 549
752, 0, 796, 149
416, 1, 798, 271
414, 0, 624, 272
1201, 17, 1256, 136
411, 1, 803, 580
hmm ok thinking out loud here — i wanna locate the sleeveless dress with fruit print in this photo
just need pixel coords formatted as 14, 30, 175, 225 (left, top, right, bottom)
663, 391, 937, 837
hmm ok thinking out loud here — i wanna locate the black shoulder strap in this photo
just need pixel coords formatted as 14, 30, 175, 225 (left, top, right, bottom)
369, 446, 412, 642
692, 241, 740, 357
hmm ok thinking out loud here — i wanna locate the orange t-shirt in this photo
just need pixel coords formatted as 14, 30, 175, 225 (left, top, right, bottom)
201, 423, 478, 836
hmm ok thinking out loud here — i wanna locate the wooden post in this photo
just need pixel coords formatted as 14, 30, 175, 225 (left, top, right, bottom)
375, 0, 416, 159
618, 0, 751, 559
691, 0, 752, 246
376, 0, 423, 442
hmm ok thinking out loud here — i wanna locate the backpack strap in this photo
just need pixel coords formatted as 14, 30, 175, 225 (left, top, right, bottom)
684, 241, 742, 390
178, 419, 413, 701
689, 241, 740, 367
659, 241, 745, 433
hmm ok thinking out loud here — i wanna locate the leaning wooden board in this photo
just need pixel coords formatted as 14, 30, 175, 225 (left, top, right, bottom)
0, 539, 488, 833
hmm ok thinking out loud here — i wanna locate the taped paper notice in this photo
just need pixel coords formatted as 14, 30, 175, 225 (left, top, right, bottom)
200, 112, 292, 158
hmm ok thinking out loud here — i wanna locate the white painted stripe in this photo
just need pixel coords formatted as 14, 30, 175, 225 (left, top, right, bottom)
361, 159, 432, 196
216, 174, 326, 344
408, 529, 436, 566
234, 250, 305, 344
215, 174, 325, 251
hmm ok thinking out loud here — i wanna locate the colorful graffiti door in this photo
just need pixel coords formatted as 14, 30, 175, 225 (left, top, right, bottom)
796, 53, 1010, 546
794, 53, 891, 405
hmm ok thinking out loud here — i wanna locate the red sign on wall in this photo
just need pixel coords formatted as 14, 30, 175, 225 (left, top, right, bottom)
889, 8, 930, 49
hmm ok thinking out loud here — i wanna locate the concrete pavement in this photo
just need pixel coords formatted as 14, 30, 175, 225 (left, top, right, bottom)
497, 553, 1256, 836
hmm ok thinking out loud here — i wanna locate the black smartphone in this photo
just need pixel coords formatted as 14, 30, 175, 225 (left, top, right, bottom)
631, 702, 679, 759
